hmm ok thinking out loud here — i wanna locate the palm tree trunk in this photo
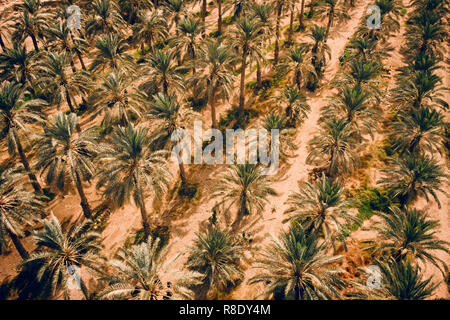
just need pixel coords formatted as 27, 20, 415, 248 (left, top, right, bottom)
30, 34, 39, 51
0, 34, 6, 51
70, 59, 77, 73
75, 172, 92, 219
274, 2, 283, 65
179, 161, 187, 186
256, 60, 262, 88
76, 52, 86, 70
218, 0, 223, 34
294, 283, 300, 300
201, 0, 207, 36
239, 47, 248, 110
325, 7, 334, 41
12, 128, 43, 194
295, 68, 302, 89
209, 85, 218, 129
308, 0, 315, 18
139, 202, 151, 240
288, 2, 295, 45
299, 0, 305, 28
65, 86, 76, 113
7, 229, 29, 259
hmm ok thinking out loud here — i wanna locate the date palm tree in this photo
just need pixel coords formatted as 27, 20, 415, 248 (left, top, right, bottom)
279, 85, 311, 128
96, 124, 171, 239
319, 0, 350, 41
0, 44, 37, 88
212, 163, 276, 218
35, 113, 98, 218
0, 7, 13, 51
230, 17, 263, 110
132, 10, 168, 55
164, 0, 186, 36
389, 105, 444, 155
273, 0, 285, 65
308, 25, 331, 78
86, 0, 127, 37
0, 81, 45, 193
377, 153, 447, 209
100, 237, 202, 300
249, 225, 344, 300
0, 168, 43, 259
20, 214, 103, 299
278, 44, 316, 90
307, 118, 360, 177
368, 207, 450, 273
261, 112, 297, 160
88, 70, 147, 127
284, 175, 356, 250
90, 34, 134, 72
186, 227, 244, 298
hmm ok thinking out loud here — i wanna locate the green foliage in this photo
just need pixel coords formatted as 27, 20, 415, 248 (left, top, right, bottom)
178, 182, 199, 199
222, 15, 234, 26
219, 105, 259, 129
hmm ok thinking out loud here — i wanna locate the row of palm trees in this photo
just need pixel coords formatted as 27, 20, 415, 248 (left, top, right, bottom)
0, 0, 448, 300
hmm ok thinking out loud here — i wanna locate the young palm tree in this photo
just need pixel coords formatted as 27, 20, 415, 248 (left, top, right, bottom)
389, 105, 444, 155
186, 227, 244, 298
249, 225, 344, 300
230, 17, 263, 110
212, 163, 276, 217
86, 0, 127, 37
20, 215, 103, 299
278, 44, 316, 90
35, 113, 98, 218
88, 70, 147, 127
307, 118, 360, 177
284, 175, 356, 249
90, 34, 134, 72
194, 40, 237, 128
100, 237, 202, 300
132, 10, 168, 55
279, 85, 311, 128
377, 154, 447, 209
144, 49, 185, 95
376, 258, 438, 300
172, 17, 203, 71
96, 124, 171, 239
369, 207, 449, 273
35, 52, 91, 115
0, 81, 45, 193
146, 92, 198, 185
0, 168, 43, 259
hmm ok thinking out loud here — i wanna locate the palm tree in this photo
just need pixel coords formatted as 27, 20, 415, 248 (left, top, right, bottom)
249, 225, 344, 300
35, 52, 91, 115
132, 10, 168, 55
0, 8, 13, 51
90, 34, 134, 72
86, 0, 127, 37
164, 0, 185, 36
118, 0, 153, 24
12, 0, 51, 51
0, 44, 37, 86
278, 44, 316, 90
377, 154, 447, 209
35, 113, 98, 219
145, 49, 185, 95
369, 207, 449, 273
298, 0, 307, 29
230, 17, 263, 110
284, 175, 356, 249
273, 0, 285, 65
0, 81, 45, 193
194, 40, 236, 128
308, 25, 331, 78
389, 105, 444, 155
376, 258, 438, 300
306, 118, 360, 177
320, 0, 350, 41
146, 93, 197, 186
0, 168, 43, 259
100, 237, 202, 300
96, 124, 171, 239
261, 112, 297, 160
279, 85, 311, 128
88, 70, 147, 127
186, 227, 244, 298
286, 0, 298, 44
212, 163, 276, 218
172, 17, 203, 71
20, 215, 103, 299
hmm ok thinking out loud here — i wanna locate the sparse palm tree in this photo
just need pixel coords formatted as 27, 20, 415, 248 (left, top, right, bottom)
0, 168, 43, 259
133, 10, 168, 55
96, 124, 171, 239
146, 93, 198, 185
89, 70, 147, 127
284, 175, 356, 249
90, 33, 134, 72
186, 227, 244, 298
230, 17, 263, 110
279, 85, 311, 128
376, 258, 438, 300
0, 81, 45, 193
389, 105, 444, 155
100, 237, 202, 300
20, 215, 103, 299
368, 207, 450, 273
194, 40, 236, 128
249, 225, 344, 300
86, 0, 127, 37
377, 153, 447, 209
35, 113, 98, 218
307, 118, 360, 177
278, 44, 316, 90
212, 163, 276, 217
